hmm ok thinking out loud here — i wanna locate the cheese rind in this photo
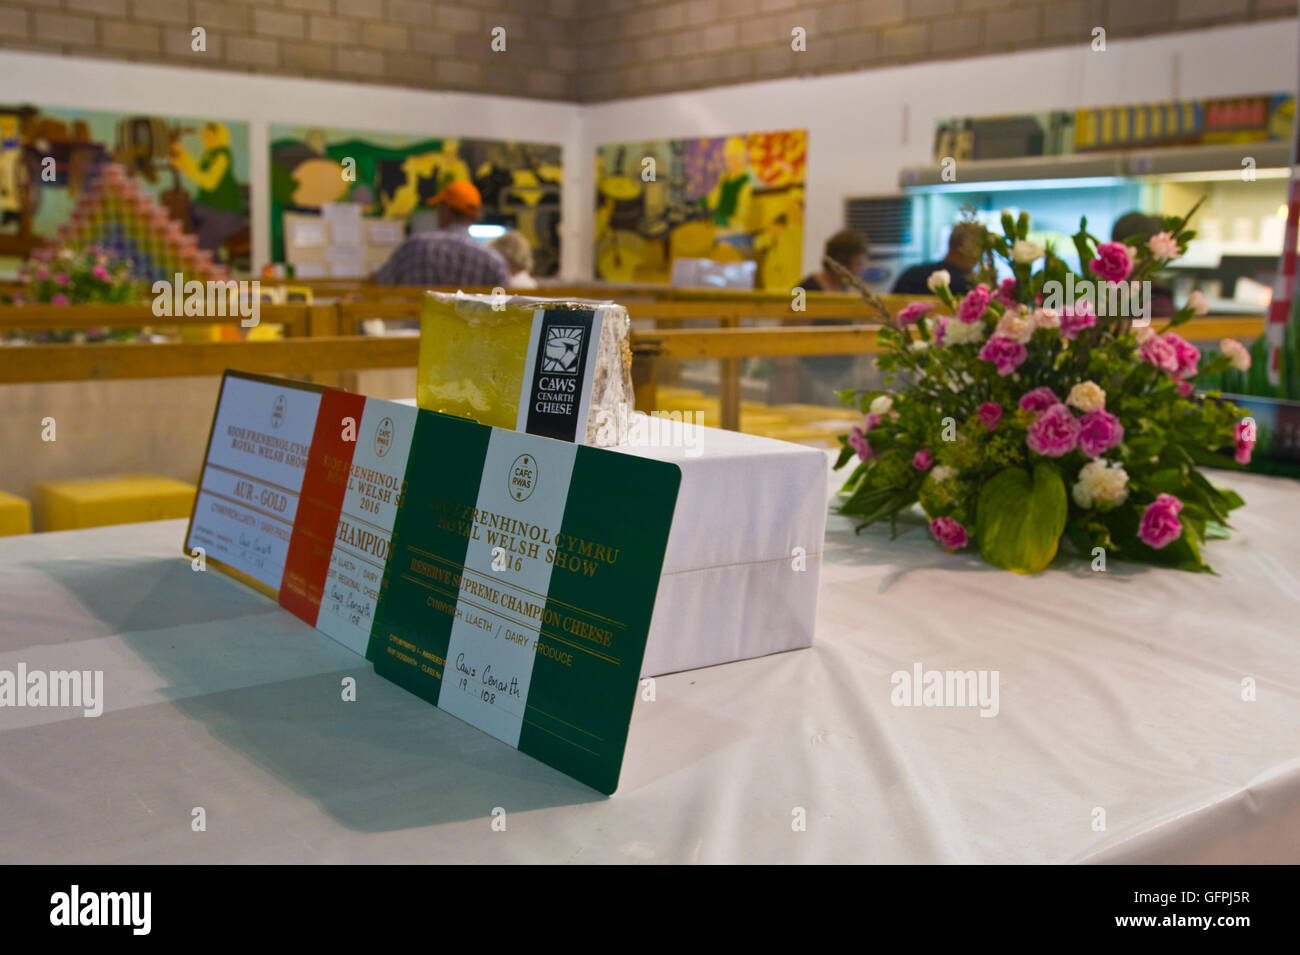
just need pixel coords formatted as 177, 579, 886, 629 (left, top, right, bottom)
418, 291, 634, 445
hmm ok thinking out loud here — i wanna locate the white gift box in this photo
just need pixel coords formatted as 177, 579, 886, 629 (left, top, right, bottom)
608, 417, 828, 677
393, 400, 828, 676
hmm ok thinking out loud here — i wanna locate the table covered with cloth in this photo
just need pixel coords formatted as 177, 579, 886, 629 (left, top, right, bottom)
1, 465, 1297, 863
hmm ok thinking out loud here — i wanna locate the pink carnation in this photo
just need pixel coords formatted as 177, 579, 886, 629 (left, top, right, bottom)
1162, 332, 1200, 377
1089, 241, 1134, 283
1077, 409, 1124, 458
957, 284, 991, 324
1138, 494, 1184, 549
978, 335, 1028, 376
1220, 337, 1252, 371
1139, 334, 1180, 374
863, 412, 883, 431
996, 277, 1018, 307
848, 426, 874, 462
1148, 231, 1180, 259
54, 273, 69, 286
92, 265, 111, 281
912, 448, 933, 470
1175, 379, 1193, 398
1026, 403, 1080, 457
929, 516, 969, 551
34, 266, 49, 280
1019, 387, 1059, 414
1235, 420, 1255, 464
977, 401, 1003, 430
50, 293, 70, 306
1060, 300, 1096, 340
896, 301, 934, 325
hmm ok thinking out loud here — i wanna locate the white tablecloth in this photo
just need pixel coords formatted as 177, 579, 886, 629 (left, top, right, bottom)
2, 465, 1298, 863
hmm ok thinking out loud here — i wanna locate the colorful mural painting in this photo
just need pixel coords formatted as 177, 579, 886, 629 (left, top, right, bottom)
268, 125, 563, 274
0, 103, 251, 272
594, 129, 806, 290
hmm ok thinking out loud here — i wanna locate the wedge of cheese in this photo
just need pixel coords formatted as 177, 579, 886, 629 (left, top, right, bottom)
417, 291, 634, 446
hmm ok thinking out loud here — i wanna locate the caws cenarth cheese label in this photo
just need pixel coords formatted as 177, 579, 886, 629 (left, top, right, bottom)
516, 306, 605, 443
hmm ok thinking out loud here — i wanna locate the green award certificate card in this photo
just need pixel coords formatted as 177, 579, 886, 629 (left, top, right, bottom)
367, 410, 681, 794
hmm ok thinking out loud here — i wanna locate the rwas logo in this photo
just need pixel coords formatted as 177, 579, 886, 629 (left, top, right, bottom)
374, 416, 394, 458
509, 453, 537, 502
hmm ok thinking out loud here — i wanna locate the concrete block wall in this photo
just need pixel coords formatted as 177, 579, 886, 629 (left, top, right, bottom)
0, 0, 583, 99
0, 0, 1293, 102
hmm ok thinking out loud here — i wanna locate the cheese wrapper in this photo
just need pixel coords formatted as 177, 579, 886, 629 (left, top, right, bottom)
417, 291, 634, 446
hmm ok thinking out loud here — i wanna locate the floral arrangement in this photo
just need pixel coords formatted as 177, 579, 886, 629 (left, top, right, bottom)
15, 246, 140, 306
834, 206, 1254, 574
5, 246, 144, 343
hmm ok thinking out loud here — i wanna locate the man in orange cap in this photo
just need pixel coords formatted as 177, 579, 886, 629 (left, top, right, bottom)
372, 180, 510, 288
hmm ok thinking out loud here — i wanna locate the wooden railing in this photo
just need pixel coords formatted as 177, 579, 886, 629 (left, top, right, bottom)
0, 291, 1268, 432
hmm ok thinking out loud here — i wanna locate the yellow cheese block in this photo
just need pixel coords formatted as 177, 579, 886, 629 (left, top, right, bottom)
0, 490, 32, 536
418, 291, 634, 444
36, 474, 196, 532
418, 293, 535, 431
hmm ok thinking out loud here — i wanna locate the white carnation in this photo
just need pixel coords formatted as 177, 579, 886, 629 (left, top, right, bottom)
942, 317, 986, 345
926, 269, 951, 292
869, 395, 893, 415
910, 339, 929, 353
1066, 380, 1106, 413
1071, 460, 1129, 509
1031, 307, 1060, 330
930, 465, 957, 483
994, 310, 1035, 343
1011, 239, 1044, 264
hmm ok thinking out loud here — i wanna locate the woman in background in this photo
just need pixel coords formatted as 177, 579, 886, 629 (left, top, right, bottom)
492, 230, 538, 289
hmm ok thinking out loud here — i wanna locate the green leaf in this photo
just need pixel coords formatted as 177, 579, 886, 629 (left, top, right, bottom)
976, 462, 1069, 574
1144, 467, 1184, 494
850, 490, 917, 531
1219, 488, 1245, 511
1187, 446, 1241, 470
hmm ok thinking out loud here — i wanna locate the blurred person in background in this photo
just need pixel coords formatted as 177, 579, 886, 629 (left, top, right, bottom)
892, 221, 983, 296
372, 180, 508, 288
793, 229, 871, 403
492, 230, 538, 289
799, 229, 869, 291
1112, 211, 1176, 318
